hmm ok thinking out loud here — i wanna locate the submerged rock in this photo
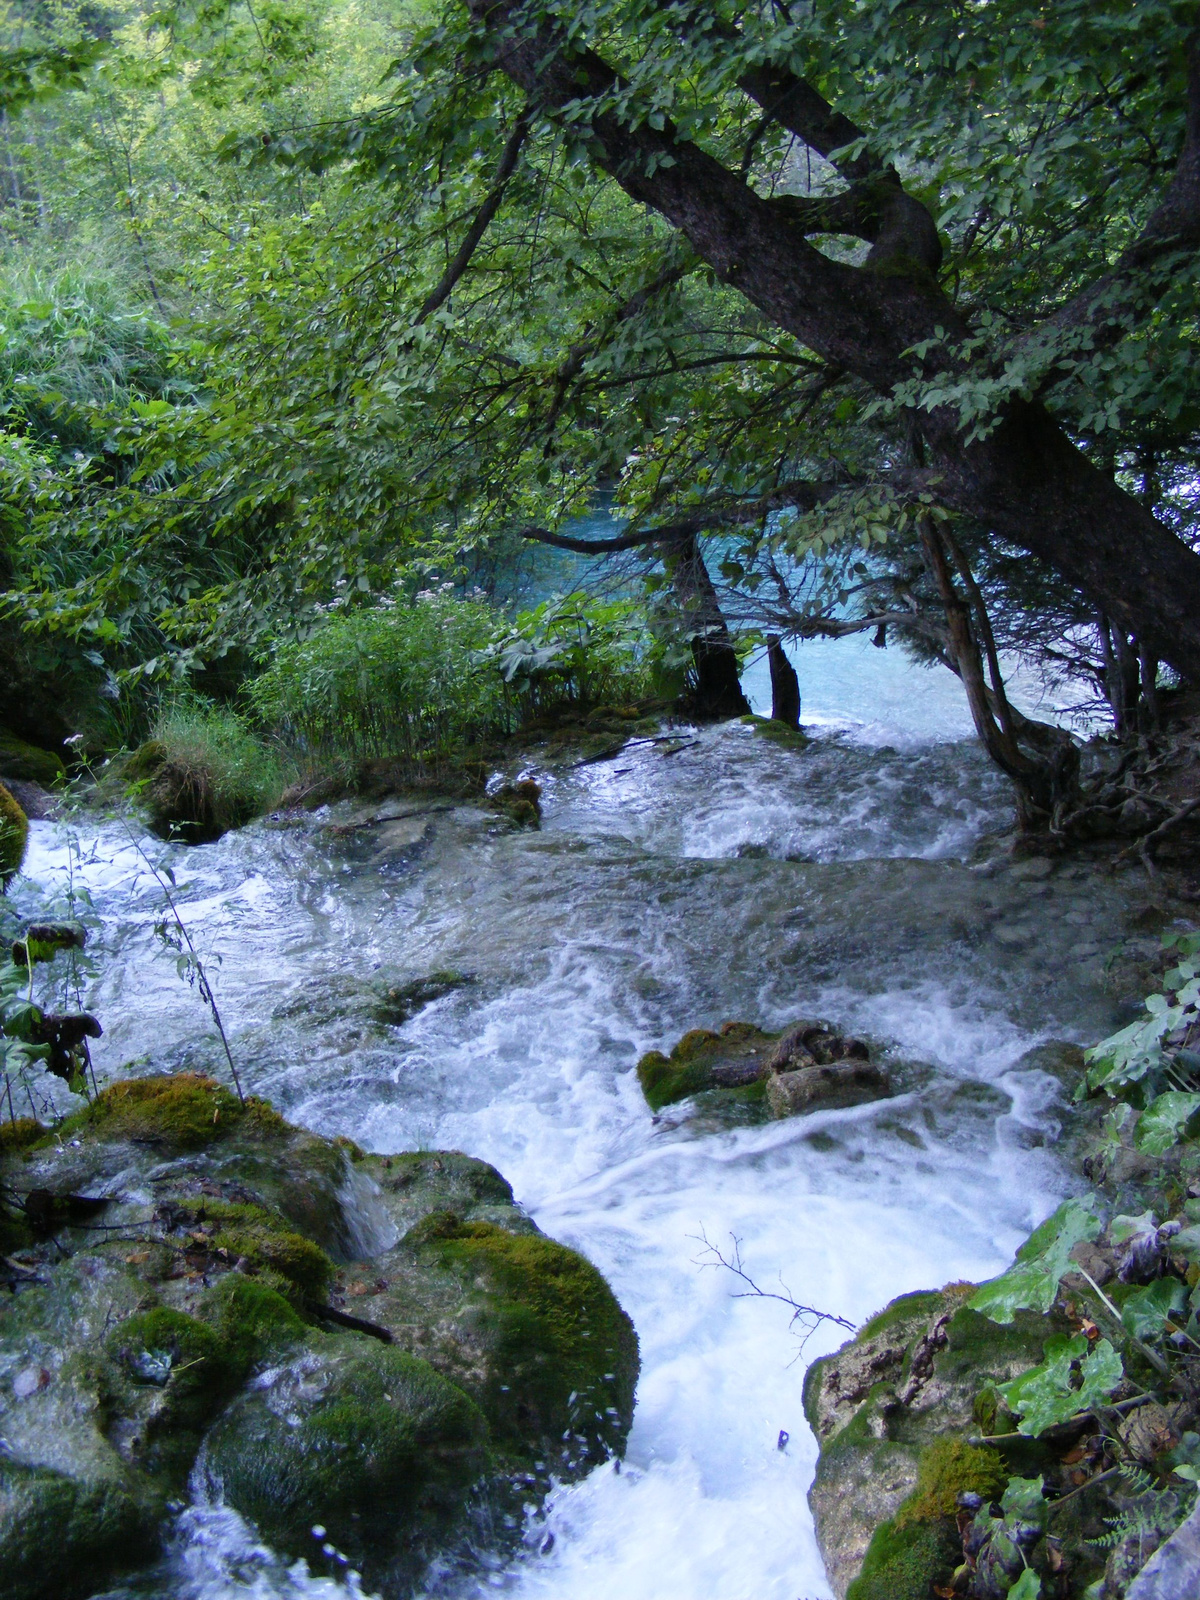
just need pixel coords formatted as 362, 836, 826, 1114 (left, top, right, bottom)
0, 1074, 638, 1599
488, 777, 542, 829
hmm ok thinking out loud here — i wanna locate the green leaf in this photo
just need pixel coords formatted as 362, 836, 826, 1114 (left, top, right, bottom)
1121, 1278, 1188, 1340
1136, 1092, 1200, 1155
1007, 1572, 1041, 1600
1001, 1475, 1047, 1527
968, 1199, 1103, 1324
1110, 1210, 1157, 1245
998, 1334, 1123, 1436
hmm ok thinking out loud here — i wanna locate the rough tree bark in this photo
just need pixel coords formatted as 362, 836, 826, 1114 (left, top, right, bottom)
465, 0, 1200, 681
767, 636, 801, 729
666, 534, 750, 719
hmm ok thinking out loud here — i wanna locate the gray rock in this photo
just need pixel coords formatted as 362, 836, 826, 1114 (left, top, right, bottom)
766, 1061, 890, 1119
1008, 857, 1055, 880
1125, 1498, 1200, 1599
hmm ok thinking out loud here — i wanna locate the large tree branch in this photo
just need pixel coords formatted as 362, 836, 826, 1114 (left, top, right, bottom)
468, 0, 1200, 681
414, 105, 533, 325
731, 42, 942, 272
516, 477, 846, 552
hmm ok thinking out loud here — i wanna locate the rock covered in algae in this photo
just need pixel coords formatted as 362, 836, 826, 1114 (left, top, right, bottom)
0, 1074, 639, 1599
801, 1285, 1116, 1600
635, 1017, 888, 1120
0, 781, 29, 886
0, 730, 64, 788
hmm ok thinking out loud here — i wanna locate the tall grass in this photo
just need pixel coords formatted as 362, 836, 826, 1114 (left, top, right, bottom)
248, 594, 507, 768
139, 703, 283, 842
249, 591, 662, 774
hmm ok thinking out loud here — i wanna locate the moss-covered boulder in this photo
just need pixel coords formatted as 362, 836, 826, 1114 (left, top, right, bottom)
803, 1285, 1115, 1599
203, 1340, 489, 1587
0, 730, 64, 788
0, 781, 29, 886
637, 1021, 780, 1111
0, 1459, 160, 1600
635, 1017, 885, 1120
0, 1076, 637, 1599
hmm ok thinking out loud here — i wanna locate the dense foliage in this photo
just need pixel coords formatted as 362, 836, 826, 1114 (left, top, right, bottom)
0, 0, 1194, 767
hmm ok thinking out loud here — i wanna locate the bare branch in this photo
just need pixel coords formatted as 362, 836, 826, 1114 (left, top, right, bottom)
691, 1227, 855, 1353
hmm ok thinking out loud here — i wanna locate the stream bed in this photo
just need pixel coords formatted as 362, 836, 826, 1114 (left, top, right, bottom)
12, 703, 1164, 1600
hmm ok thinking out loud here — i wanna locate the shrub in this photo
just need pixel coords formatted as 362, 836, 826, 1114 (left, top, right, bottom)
249, 594, 506, 768
131, 702, 282, 842
486, 591, 663, 719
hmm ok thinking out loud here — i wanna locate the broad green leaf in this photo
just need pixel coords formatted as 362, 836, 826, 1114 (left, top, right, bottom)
998, 1334, 1123, 1436
1007, 1572, 1041, 1600
968, 1199, 1103, 1324
1001, 1475, 1047, 1527
1110, 1210, 1157, 1245
1135, 1093, 1200, 1155
1121, 1278, 1187, 1340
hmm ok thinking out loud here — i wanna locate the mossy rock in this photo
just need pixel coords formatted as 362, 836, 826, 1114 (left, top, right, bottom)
894, 1438, 1007, 1525
121, 740, 168, 782
636, 1020, 779, 1111
161, 1195, 335, 1301
202, 1340, 489, 1588
404, 1212, 639, 1464
196, 1270, 306, 1356
845, 1513, 962, 1600
0, 1117, 43, 1154
740, 714, 811, 749
0, 1459, 161, 1600
0, 781, 29, 885
0, 1091, 638, 1596
103, 1307, 244, 1481
0, 730, 64, 787
70, 1073, 247, 1150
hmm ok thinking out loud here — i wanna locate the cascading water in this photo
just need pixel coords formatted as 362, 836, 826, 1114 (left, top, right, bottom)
14, 647, 1146, 1600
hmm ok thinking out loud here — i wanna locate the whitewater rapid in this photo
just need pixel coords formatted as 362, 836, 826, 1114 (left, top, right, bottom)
14, 649, 1140, 1600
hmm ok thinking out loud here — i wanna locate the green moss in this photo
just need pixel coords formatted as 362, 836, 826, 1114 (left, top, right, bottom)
106, 1307, 240, 1475
0, 1458, 161, 1600
636, 1022, 776, 1112
0, 1117, 43, 1153
408, 1213, 638, 1458
203, 1342, 489, 1580
743, 714, 810, 748
0, 781, 29, 885
855, 1288, 955, 1344
895, 1438, 1007, 1525
122, 740, 168, 781
845, 1513, 961, 1600
196, 1272, 306, 1369
75, 1074, 245, 1149
175, 1198, 334, 1301
0, 731, 64, 787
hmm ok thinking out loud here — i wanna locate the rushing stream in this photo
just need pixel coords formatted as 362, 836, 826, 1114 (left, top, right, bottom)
12, 646, 1156, 1600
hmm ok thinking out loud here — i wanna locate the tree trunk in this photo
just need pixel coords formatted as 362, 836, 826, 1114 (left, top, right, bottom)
767, 635, 801, 728
921, 518, 1079, 829
665, 534, 750, 720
